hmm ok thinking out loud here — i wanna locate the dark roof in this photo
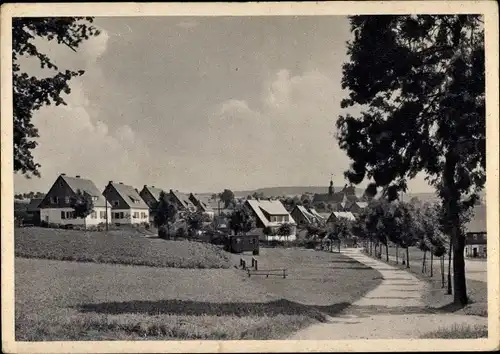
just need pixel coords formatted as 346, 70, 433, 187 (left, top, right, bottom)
143, 185, 165, 202
170, 190, 196, 209
190, 194, 215, 212
465, 204, 486, 233
61, 175, 109, 207
111, 182, 149, 209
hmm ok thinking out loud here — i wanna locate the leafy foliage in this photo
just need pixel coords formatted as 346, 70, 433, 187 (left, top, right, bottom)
337, 15, 484, 305
154, 192, 178, 238
186, 211, 204, 235
70, 189, 94, 219
13, 17, 101, 177
220, 189, 235, 208
277, 223, 293, 238
229, 206, 255, 235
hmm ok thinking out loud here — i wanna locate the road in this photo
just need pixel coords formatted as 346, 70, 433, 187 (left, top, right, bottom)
289, 248, 487, 340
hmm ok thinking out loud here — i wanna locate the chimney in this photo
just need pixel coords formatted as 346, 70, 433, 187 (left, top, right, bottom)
152, 185, 155, 188
108, 181, 113, 184
135, 188, 139, 193
76, 175, 81, 178
61, 173, 66, 176
144, 185, 147, 188
119, 182, 123, 184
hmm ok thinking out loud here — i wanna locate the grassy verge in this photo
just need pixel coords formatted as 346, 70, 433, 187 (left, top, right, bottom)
361, 248, 487, 317
420, 324, 488, 339
15, 227, 232, 269
16, 248, 382, 340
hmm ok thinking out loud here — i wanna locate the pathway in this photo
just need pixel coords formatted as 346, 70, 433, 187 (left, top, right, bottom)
289, 248, 487, 340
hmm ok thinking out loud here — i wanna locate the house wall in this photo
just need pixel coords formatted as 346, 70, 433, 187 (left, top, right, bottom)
291, 209, 308, 226
40, 207, 111, 227
110, 208, 149, 224
465, 244, 487, 258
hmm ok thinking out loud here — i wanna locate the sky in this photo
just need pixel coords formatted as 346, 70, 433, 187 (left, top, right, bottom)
14, 16, 433, 194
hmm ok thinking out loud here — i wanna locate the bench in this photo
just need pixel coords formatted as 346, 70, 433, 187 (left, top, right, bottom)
247, 268, 288, 279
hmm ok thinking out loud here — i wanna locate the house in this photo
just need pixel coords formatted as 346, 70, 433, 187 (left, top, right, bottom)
312, 178, 362, 212
244, 199, 297, 241
169, 190, 197, 214
103, 181, 149, 225
291, 205, 323, 227
139, 185, 165, 221
189, 193, 216, 219
464, 204, 487, 258
38, 174, 112, 227
347, 201, 368, 214
326, 211, 356, 226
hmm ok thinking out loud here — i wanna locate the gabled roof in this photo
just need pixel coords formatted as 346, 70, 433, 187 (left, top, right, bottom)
61, 175, 110, 208
353, 201, 368, 209
295, 205, 316, 223
308, 208, 325, 220
327, 211, 356, 222
142, 185, 165, 202
170, 190, 196, 210
190, 193, 215, 212
110, 182, 149, 209
246, 200, 296, 227
26, 198, 43, 211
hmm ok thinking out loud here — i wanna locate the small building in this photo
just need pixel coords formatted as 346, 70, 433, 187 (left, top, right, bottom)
225, 233, 260, 254
326, 211, 356, 226
290, 205, 318, 227
39, 174, 112, 228
464, 204, 487, 258
103, 181, 149, 225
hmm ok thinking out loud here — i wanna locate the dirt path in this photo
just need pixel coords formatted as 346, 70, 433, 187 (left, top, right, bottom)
289, 248, 487, 340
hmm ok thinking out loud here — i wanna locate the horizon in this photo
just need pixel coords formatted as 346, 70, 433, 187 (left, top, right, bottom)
14, 15, 434, 195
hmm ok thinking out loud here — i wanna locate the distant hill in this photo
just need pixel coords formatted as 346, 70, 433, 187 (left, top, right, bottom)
233, 186, 365, 198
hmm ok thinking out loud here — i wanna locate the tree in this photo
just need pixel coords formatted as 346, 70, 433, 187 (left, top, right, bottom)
70, 189, 94, 228
229, 206, 255, 236
337, 15, 484, 305
13, 18, 101, 177
176, 227, 187, 239
328, 218, 352, 252
277, 223, 293, 245
154, 191, 178, 239
186, 211, 203, 238
220, 189, 235, 208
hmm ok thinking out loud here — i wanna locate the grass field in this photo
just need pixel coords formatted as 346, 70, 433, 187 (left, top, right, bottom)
363, 246, 487, 317
15, 227, 232, 269
15, 248, 382, 340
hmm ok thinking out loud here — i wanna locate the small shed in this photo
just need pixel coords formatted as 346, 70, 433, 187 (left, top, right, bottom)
225, 233, 260, 255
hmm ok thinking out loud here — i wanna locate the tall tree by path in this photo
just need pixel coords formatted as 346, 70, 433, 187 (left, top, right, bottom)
13, 17, 101, 177
337, 15, 485, 306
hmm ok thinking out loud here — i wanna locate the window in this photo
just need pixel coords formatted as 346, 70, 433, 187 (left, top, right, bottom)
133, 212, 139, 219
66, 211, 74, 219
112, 200, 119, 207
100, 211, 106, 219
64, 196, 70, 204
51, 196, 59, 204
61, 211, 66, 219
119, 212, 124, 219
92, 196, 99, 201
91, 211, 97, 219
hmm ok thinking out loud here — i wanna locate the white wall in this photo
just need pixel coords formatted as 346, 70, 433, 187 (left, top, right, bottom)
40, 207, 111, 227
110, 208, 149, 224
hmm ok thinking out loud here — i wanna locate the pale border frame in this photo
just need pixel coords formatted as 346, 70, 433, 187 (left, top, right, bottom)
1, 1, 499, 353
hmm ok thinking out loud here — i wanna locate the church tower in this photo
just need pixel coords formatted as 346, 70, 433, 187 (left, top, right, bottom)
328, 175, 334, 196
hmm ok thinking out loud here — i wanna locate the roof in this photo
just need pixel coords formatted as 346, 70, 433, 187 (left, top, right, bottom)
143, 185, 165, 202
110, 182, 149, 209
170, 190, 196, 210
328, 212, 356, 222
191, 193, 215, 212
246, 200, 296, 227
295, 205, 315, 223
308, 208, 326, 219
465, 204, 486, 233
61, 175, 110, 208
354, 202, 368, 209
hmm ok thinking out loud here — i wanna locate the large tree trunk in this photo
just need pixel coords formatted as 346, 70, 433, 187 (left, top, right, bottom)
452, 226, 468, 305
396, 245, 399, 264
441, 256, 445, 288
369, 239, 373, 255
406, 247, 410, 269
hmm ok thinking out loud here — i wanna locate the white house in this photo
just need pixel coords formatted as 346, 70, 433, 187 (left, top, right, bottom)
244, 199, 297, 241
103, 181, 150, 225
38, 174, 112, 228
